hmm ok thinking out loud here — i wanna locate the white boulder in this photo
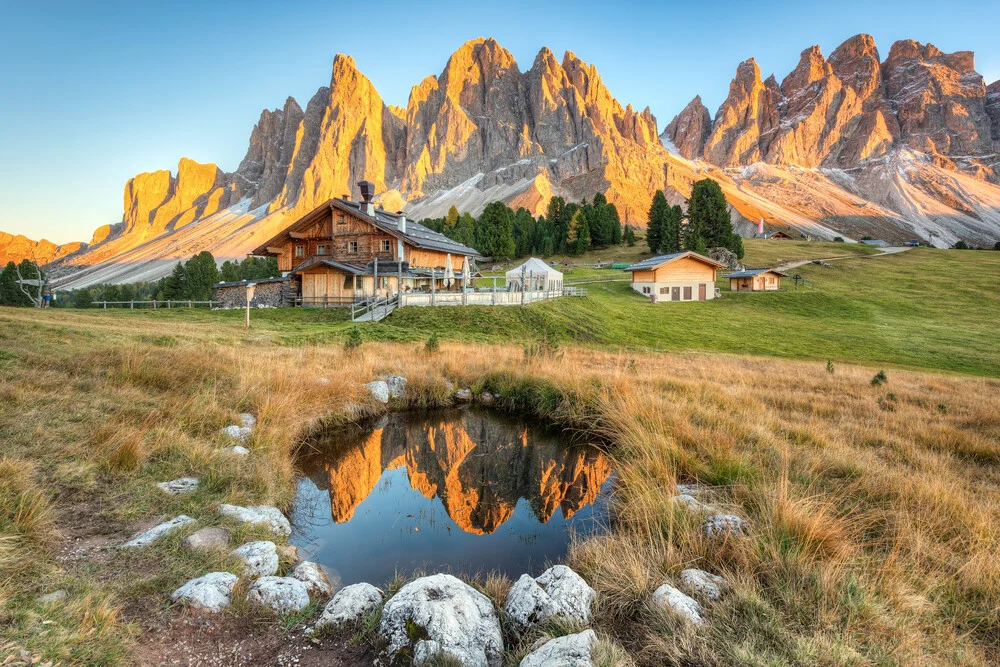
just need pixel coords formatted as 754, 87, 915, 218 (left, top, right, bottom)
670, 494, 714, 513
239, 413, 256, 429
221, 425, 252, 442
123, 515, 195, 548
230, 541, 279, 577
652, 583, 703, 625
171, 572, 238, 612
379, 573, 503, 667
703, 514, 749, 538
217, 504, 291, 536
366, 380, 390, 404
478, 391, 496, 406
157, 477, 199, 494
35, 590, 68, 604
315, 583, 384, 631
228, 445, 251, 456
455, 388, 473, 402
504, 565, 596, 631
678, 569, 727, 601
182, 526, 230, 552
520, 629, 598, 667
290, 560, 334, 599
247, 576, 311, 614
386, 375, 407, 399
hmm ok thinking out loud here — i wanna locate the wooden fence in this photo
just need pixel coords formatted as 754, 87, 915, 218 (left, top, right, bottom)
93, 300, 216, 309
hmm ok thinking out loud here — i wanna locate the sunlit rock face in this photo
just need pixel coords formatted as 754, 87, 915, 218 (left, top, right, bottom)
687, 35, 998, 180
0, 231, 87, 266
31, 35, 1000, 281
662, 96, 712, 160
316, 412, 611, 535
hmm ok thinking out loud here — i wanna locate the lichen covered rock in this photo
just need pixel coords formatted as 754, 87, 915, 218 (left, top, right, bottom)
378, 573, 502, 667
315, 583, 384, 631
217, 504, 291, 536
248, 576, 311, 614
504, 565, 596, 631
171, 572, 238, 612
230, 541, 279, 577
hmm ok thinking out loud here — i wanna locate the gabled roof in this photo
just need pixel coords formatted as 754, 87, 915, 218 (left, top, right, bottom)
250, 198, 478, 257
292, 259, 369, 275
624, 251, 727, 272
726, 268, 788, 278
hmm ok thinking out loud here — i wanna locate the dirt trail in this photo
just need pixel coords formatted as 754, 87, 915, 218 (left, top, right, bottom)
775, 246, 911, 272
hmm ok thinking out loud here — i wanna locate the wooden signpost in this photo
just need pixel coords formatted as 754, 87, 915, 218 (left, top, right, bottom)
245, 283, 256, 329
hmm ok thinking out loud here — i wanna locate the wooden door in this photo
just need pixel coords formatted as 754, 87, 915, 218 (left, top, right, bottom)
671, 286, 680, 301
699, 283, 706, 301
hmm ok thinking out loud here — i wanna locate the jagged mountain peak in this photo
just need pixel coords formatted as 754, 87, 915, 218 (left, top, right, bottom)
24, 35, 1000, 287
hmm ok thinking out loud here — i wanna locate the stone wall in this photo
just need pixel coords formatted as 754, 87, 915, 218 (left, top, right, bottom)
214, 280, 289, 309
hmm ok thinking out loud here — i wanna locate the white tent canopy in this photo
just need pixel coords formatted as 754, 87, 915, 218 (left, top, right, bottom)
506, 258, 563, 292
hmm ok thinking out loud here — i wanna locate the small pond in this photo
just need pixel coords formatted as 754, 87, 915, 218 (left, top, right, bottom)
290, 408, 613, 588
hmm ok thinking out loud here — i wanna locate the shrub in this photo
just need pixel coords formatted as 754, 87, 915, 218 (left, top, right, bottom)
832, 236, 845, 243
871, 370, 888, 386
344, 326, 363, 352
826, 360, 834, 374
425, 333, 440, 354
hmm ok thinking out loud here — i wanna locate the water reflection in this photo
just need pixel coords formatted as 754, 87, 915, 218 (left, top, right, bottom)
291, 409, 612, 586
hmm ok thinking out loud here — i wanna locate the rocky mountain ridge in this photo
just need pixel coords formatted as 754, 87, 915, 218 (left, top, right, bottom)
7, 35, 998, 287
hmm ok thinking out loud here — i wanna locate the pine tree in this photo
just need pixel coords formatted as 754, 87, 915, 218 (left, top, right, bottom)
452, 213, 476, 249
220, 260, 240, 282
161, 262, 186, 300
646, 190, 668, 253
475, 202, 516, 260
661, 205, 683, 253
512, 208, 536, 258
183, 251, 220, 300
445, 205, 460, 231
686, 178, 740, 255
623, 226, 636, 246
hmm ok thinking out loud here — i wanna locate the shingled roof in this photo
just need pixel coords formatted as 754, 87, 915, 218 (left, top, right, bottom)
250, 198, 478, 258
624, 251, 727, 272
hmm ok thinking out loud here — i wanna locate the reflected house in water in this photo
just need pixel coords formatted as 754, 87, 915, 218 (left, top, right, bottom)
308, 411, 612, 535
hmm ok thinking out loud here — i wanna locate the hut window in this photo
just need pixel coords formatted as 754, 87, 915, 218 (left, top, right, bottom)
343, 275, 353, 289
348, 241, 358, 254
381, 239, 391, 253
317, 244, 327, 256
683, 286, 692, 300
642, 286, 650, 294
295, 245, 304, 258
337, 213, 346, 225
659, 287, 668, 294
355, 275, 363, 289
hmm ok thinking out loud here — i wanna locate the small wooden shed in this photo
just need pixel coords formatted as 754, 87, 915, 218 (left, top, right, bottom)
727, 268, 787, 292
624, 251, 726, 302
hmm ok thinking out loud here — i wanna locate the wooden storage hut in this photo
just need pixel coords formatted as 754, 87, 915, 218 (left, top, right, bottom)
624, 251, 726, 302
727, 268, 786, 292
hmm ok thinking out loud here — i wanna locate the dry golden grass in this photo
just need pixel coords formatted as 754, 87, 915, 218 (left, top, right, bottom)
1, 307, 999, 664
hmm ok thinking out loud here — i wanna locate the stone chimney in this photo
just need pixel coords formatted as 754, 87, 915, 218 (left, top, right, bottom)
357, 180, 375, 216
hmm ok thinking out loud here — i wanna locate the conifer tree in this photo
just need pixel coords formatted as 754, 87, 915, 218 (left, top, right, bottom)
646, 190, 669, 253
661, 204, 683, 253
475, 202, 516, 260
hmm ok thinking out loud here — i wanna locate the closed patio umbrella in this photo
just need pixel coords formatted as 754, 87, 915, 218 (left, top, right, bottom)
444, 253, 454, 288
461, 255, 470, 290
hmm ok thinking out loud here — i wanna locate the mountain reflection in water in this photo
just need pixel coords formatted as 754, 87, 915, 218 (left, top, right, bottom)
291, 409, 612, 586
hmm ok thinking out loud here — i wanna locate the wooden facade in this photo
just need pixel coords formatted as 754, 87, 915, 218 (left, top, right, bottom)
729, 270, 784, 292
625, 252, 725, 303
251, 194, 478, 306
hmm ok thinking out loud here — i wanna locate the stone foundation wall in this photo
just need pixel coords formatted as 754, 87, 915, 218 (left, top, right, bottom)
214, 280, 289, 309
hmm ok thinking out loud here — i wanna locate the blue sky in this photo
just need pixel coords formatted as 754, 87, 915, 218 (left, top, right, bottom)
2, 0, 998, 243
